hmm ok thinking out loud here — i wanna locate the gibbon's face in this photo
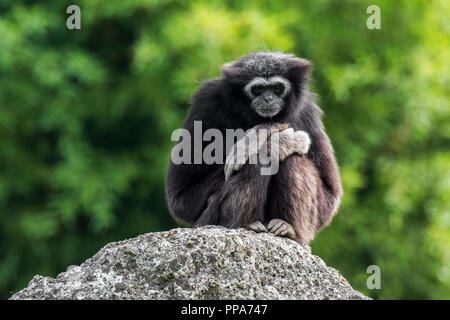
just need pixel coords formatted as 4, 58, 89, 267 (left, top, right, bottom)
243, 76, 292, 118
221, 52, 312, 119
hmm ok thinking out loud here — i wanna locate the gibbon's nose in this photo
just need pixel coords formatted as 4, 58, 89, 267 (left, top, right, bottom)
263, 92, 274, 103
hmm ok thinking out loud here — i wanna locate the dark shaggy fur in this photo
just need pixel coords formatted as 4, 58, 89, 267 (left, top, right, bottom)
165, 51, 343, 242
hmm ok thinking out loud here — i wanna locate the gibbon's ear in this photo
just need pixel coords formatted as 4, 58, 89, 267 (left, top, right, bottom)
221, 61, 246, 84
220, 62, 234, 76
286, 57, 312, 83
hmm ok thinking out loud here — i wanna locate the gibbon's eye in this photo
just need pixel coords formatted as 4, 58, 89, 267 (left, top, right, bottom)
271, 82, 285, 96
251, 85, 265, 96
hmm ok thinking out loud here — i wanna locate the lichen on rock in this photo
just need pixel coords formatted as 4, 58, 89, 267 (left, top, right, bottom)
10, 226, 369, 300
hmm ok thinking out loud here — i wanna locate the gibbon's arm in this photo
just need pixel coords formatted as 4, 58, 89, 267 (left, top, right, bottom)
166, 160, 223, 225
308, 130, 343, 227
309, 131, 342, 198
288, 100, 343, 228
166, 79, 226, 224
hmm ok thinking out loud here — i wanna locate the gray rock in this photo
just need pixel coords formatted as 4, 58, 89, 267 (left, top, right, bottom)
10, 226, 369, 300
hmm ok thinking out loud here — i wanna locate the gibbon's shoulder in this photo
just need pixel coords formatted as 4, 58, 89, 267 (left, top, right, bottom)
186, 78, 227, 123
191, 78, 224, 106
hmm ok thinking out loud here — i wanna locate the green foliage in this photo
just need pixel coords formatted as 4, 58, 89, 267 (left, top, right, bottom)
0, 0, 448, 299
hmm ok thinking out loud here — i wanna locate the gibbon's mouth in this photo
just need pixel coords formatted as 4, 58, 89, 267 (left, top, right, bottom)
255, 104, 282, 118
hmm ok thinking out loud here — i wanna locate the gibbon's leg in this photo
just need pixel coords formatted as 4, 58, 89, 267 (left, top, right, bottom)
265, 154, 321, 243
196, 124, 314, 233
196, 123, 290, 231
195, 162, 271, 231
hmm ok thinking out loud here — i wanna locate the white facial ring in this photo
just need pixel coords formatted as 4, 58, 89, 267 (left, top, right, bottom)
244, 76, 292, 99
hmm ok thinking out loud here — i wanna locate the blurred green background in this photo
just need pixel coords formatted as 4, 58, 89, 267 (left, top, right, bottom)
0, 0, 449, 300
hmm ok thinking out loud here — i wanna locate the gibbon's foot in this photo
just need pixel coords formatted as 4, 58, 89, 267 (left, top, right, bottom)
245, 221, 268, 233
267, 218, 297, 240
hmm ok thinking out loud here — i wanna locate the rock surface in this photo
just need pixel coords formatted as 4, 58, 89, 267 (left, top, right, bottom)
10, 226, 369, 300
